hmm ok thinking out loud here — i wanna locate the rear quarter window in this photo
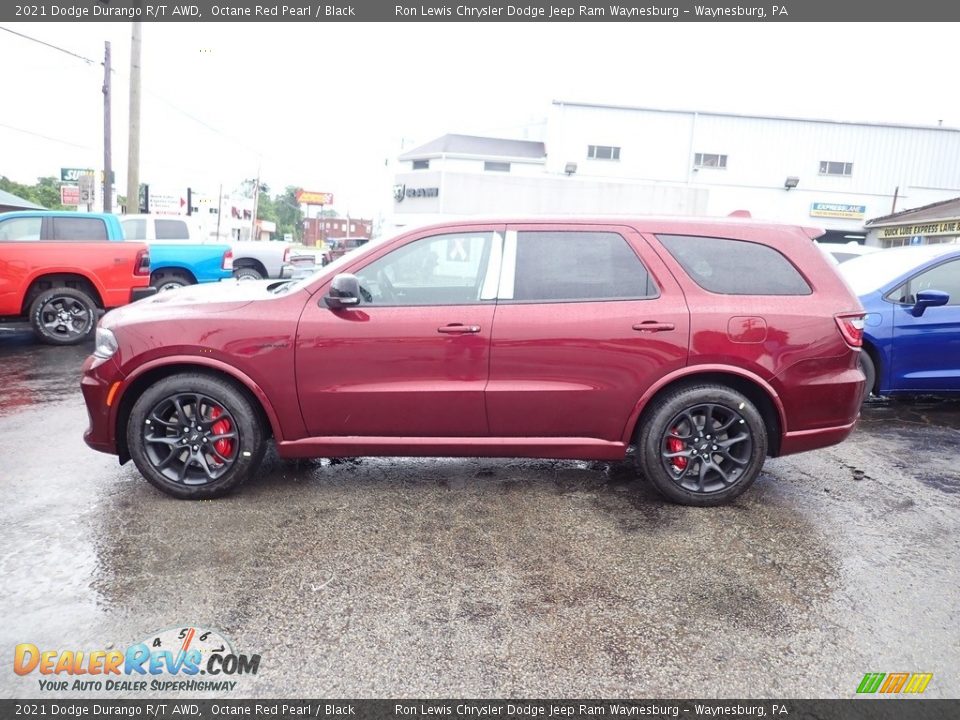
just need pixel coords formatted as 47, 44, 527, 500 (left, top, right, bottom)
51, 217, 109, 241
657, 234, 812, 295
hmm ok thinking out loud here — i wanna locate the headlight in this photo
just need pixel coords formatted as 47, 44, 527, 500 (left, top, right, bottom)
94, 327, 119, 359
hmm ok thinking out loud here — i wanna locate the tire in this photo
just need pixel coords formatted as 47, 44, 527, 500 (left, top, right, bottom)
29, 287, 97, 345
636, 384, 768, 506
151, 270, 192, 292
233, 266, 264, 281
126, 373, 266, 499
859, 351, 877, 402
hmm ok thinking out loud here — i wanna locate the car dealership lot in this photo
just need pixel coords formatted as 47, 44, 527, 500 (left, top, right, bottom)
1, 327, 958, 698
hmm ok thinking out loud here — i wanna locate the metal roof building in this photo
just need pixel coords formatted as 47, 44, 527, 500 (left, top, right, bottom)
389, 101, 960, 243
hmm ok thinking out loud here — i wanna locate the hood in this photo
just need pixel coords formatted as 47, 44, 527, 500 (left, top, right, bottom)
103, 279, 298, 326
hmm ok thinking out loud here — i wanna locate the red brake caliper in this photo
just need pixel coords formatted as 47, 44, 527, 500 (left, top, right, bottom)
209, 406, 233, 464
667, 427, 687, 471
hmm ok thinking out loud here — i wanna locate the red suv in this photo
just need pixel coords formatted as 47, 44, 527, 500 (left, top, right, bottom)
81, 218, 865, 505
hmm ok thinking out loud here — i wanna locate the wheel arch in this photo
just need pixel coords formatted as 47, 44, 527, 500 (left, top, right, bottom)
150, 266, 198, 284
113, 360, 282, 464
21, 272, 104, 315
625, 366, 785, 457
232, 257, 268, 278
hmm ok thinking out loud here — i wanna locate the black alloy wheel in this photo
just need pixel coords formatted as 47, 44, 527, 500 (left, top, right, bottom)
127, 373, 266, 499
659, 403, 753, 494
637, 384, 767, 506
142, 392, 240, 485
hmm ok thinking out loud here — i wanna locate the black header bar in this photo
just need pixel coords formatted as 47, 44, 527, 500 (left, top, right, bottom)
1, 699, 957, 720
3, 0, 960, 22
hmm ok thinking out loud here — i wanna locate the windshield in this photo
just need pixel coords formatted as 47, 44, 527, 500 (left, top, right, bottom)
837, 247, 953, 296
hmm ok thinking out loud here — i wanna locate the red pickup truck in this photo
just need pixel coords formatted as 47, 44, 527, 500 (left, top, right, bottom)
0, 211, 155, 345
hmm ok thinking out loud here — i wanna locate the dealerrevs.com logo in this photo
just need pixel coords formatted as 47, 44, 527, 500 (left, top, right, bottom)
14, 626, 261, 693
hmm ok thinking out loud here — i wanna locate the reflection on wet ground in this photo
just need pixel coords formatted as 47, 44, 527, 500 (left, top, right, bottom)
857, 397, 960, 494
0, 328, 958, 698
0, 329, 91, 417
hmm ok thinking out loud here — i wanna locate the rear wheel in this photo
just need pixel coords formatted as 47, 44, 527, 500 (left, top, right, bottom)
859, 351, 877, 402
233, 266, 264, 281
127, 373, 266, 499
637, 384, 767, 506
29, 287, 97, 345
151, 270, 192, 292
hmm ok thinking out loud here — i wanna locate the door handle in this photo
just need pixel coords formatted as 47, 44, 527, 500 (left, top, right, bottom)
437, 324, 481, 334
632, 321, 676, 332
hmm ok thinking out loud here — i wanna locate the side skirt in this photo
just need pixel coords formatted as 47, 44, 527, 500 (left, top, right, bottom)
276, 436, 628, 460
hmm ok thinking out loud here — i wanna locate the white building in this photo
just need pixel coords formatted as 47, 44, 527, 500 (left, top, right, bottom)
390, 101, 960, 245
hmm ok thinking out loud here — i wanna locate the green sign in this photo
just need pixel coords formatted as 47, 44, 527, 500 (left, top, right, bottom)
59, 168, 116, 184
60, 167, 94, 182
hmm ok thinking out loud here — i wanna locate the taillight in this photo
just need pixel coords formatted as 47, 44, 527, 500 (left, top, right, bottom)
283, 247, 291, 263
835, 312, 865, 347
135, 249, 151, 276
222, 249, 234, 271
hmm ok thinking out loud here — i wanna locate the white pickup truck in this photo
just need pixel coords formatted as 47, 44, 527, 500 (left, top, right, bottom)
120, 214, 294, 281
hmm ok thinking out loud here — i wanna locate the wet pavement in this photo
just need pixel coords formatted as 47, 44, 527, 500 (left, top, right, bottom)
1, 326, 958, 698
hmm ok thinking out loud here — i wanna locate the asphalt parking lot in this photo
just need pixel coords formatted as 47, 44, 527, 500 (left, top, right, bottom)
1, 326, 958, 699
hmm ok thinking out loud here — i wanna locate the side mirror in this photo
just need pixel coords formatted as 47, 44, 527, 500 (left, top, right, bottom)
323, 273, 362, 309
910, 289, 949, 317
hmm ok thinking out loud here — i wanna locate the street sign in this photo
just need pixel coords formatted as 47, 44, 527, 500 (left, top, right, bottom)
149, 190, 188, 215
78, 175, 96, 205
60, 185, 80, 206
61, 167, 94, 182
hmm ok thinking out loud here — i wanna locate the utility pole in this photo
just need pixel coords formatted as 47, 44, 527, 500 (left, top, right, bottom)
125, 22, 142, 214
102, 40, 112, 213
215, 183, 223, 241
250, 167, 261, 241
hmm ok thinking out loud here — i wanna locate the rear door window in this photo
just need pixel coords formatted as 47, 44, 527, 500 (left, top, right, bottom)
508, 230, 656, 302
155, 219, 190, 240
51, 217, 109, 241
657, 234, 812, 295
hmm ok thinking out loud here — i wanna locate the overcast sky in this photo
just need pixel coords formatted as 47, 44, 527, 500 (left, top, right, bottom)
2, 22, 959, 220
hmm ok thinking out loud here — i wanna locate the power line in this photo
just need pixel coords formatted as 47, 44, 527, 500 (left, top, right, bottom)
0, 25, 263, 158
0, 26, 96, 65
0, 121, 93, 149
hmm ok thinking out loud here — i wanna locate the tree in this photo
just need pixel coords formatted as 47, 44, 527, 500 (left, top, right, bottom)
273, 186, 305, 242
0, 175, 64, 210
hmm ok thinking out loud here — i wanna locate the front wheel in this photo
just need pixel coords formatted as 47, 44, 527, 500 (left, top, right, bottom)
29, 287, 97, 345
126, 373, 266, 499
636, 385, 768, 506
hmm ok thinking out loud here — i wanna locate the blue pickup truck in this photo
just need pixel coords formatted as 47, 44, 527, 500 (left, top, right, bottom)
4, 211, 233, 291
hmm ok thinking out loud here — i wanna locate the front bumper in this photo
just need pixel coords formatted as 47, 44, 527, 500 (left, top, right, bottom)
81, 354, 123, 456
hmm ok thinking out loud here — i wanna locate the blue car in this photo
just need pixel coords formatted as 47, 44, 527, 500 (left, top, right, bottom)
839, 244, 960, 398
